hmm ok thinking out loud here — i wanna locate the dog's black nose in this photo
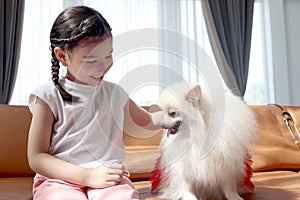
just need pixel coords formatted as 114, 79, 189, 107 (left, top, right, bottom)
160, 122, 168, 129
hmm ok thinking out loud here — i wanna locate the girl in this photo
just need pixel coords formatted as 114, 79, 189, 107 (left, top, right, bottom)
27, 5, 161, 200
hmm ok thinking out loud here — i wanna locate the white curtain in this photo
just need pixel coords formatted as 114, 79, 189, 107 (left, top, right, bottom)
10, 0, 266, 105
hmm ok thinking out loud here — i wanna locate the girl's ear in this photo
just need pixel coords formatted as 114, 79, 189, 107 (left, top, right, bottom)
54, 47, 68, 66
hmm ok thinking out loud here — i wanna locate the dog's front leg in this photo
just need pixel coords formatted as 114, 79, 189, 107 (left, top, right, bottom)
221, 172, 244, 200
171, 177, 197, 200
223, 186, 243, 200
224, 194, 243, 200
177, 180, 197, 200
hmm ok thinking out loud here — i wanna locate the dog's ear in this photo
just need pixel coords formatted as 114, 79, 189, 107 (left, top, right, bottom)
185, 84, 201, 106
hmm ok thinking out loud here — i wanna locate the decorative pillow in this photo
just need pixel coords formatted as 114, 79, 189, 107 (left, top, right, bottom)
251, 105, 300, 172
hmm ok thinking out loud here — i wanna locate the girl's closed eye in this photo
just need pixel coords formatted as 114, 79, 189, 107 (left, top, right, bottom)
105, 54, 112, 59
85, 60, 97, 64
105, 50, 113, 59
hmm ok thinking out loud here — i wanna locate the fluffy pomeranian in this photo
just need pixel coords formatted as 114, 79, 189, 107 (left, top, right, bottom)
150, 82, 257, 200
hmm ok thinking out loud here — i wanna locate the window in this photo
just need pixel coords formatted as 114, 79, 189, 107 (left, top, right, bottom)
10, 0, 268, 106
244, 1, 267, 104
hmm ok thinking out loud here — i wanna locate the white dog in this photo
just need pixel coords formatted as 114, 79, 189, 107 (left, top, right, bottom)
150, 82, 257, 200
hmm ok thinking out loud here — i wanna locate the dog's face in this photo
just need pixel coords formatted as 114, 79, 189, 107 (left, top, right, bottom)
159, 83, 201, 138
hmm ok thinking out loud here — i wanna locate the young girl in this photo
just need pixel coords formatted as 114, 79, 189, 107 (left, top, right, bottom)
27, 6, 161, 200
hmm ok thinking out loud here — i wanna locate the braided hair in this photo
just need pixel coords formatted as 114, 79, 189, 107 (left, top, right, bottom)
49, 6, 112, 102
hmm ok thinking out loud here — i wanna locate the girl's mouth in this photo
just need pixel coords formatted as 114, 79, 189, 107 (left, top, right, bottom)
91, 75, 103, 82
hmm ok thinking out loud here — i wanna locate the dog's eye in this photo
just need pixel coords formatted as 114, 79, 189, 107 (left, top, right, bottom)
168, 110, 176, 117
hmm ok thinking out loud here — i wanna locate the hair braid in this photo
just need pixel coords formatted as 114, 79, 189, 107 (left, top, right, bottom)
50, 47, 77, 102
51, 49, 60, 86
50, 30, 87, 44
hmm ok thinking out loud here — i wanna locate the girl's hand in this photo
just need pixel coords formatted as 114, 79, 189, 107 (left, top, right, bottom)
85, 163, 124, 188
121, 165, 130, 178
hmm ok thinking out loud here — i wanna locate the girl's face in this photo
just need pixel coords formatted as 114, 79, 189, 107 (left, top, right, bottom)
57, 33, 113, 86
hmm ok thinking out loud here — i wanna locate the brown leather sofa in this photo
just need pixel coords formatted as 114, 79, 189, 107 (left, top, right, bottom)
1, 104, 300, 200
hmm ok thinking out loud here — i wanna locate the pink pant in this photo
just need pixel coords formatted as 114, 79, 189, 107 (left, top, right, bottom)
33, 177, 139, 200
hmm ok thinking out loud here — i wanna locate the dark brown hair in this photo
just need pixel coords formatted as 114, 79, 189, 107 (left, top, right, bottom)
50, 6, 112, 102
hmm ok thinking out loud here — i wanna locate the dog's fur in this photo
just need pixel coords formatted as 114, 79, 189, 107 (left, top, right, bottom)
153, 83, 257, 200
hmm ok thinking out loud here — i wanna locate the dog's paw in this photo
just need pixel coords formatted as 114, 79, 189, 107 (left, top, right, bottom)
180, 193, 197, 200
224, 191, 244, 200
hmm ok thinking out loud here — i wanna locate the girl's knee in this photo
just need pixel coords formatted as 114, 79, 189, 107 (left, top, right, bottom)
33, 179, 87, 200
34, 191, 87, 200
88, 183, 139, 200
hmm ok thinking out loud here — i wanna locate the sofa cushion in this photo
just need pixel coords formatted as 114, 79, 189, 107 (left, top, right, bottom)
123, 145, 160, 181
251, 106, 300, 172
0, 177, 33, 200
0, 105, 35, 177
133, 171, 300, 200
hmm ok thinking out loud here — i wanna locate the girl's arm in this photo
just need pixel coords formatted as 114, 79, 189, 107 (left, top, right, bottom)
123, 99, 163, 138
27, 97, 123, 188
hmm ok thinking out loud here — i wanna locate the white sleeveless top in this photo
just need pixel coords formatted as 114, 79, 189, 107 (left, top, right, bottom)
29, 77, 129, 170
